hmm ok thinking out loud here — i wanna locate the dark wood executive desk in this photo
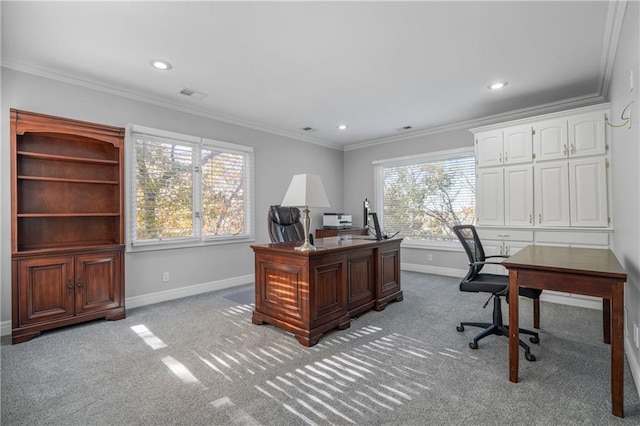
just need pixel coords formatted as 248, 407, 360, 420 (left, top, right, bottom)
251, 237, 402, 347
503, 245, 627, 418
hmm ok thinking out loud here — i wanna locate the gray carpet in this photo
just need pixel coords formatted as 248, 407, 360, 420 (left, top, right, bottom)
2, 271, 639, 425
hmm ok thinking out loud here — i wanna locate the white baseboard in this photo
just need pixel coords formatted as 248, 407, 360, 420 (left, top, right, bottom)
0, 274, 254, 337
625, 338, 640, 401
125, 274, 254, 309
539, 293, 602, 310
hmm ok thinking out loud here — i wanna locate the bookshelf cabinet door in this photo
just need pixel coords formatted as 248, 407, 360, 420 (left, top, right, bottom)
75, 251, 122, 315
17, 256, 75, 326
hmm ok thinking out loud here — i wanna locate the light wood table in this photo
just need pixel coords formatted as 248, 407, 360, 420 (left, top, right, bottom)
503, 245, 627, 417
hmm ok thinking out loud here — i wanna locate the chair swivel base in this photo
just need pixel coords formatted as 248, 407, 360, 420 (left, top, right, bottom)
456, 296, 539, 362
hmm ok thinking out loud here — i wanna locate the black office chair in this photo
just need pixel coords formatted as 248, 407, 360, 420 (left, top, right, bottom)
452, 225, 541, 362
268, 205, 311, 243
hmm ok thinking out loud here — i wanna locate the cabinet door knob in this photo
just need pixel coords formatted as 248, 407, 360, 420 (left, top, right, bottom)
77, 280, 83, 288
570, 143, 576, 155
538, 214, 542, 224
563, 144, 568, 156
504, 152, 508, 162
67, 279, 73, 290
529, 214, 532, 224
499, 152, 503, 163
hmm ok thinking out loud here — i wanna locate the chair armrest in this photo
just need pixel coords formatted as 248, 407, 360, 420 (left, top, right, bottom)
470, 260, 506, 267
485, 254, 509, 259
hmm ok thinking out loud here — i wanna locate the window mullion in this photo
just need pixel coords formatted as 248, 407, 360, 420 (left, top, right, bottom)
193, 145, 203, 239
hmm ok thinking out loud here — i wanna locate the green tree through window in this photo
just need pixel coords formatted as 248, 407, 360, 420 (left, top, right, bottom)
129, 126, 253, 247
375, 150, 475, 242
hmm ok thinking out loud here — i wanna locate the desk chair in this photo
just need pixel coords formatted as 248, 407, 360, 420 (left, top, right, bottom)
268, 205, 307, 243
452, 225, 541, 362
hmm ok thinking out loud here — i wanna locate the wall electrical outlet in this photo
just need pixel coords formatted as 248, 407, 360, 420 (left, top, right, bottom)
427, 253, 433, 261
162, 272, 170, 283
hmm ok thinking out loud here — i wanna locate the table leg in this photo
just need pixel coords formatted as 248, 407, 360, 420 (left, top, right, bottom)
603, 298, 611, 344
508, 269, 519, 383
611, 283, 624, 417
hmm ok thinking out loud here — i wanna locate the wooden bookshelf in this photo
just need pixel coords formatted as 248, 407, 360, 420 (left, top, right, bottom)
10, 109, 126, 343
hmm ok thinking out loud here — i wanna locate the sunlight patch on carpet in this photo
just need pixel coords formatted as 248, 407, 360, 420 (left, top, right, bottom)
130, 324, 167, 350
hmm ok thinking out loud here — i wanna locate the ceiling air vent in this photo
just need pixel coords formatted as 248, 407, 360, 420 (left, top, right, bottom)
178, 87, 207, 100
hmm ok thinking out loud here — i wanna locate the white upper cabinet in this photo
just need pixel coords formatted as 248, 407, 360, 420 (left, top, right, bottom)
534, 111, 606, 161
476, 130, 504, 167
476, 125, 532, 168
569, 157, 608, 227
533, 118, 568, 161
476, 167, 504, 226
503, 125, 534, 165
568, 111, 607, 158
473, 104, 610, 229
534, 161, 570, 227
504, 165, 533, 226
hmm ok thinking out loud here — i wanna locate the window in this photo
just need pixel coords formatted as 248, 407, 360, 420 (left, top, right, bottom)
373, 148, 475, 243
126, 125, 254, 249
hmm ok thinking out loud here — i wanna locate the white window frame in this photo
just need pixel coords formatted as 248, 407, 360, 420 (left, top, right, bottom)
373, 147, 475, 249
125, 124, 254, 252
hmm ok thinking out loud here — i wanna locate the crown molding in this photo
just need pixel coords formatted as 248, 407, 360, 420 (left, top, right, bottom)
598, 0, 628, 99
0, 57, 345, 151
344, 93, 607, 152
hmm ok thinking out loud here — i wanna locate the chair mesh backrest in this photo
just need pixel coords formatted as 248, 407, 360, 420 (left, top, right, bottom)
268, 205, 305, 242
452, 225, 486, 281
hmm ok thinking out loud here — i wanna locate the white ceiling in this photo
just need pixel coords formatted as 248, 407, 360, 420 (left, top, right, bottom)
1, 1, 620, 149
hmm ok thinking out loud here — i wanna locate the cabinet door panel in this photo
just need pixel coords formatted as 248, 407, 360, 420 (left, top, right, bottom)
476, 130, 503, 167
569, 111, 606, 158
533, 118, 568, 161
503, 125, 533, 165
75, 251, 122, 314
534, 162, 570, 226
569, 158, 608, 227
504, 165, 533, 226
18, 256, 75, 326
346, 253, 375, 312
476, 168, 504, 226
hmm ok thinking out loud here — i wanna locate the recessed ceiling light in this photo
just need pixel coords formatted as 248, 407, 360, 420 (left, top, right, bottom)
488, 81, 508, 90
150, 59, 172, 70
337, 124, 348, 130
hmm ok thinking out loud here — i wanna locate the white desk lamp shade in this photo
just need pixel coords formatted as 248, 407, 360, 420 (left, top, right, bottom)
281, 174, 330, 251
281, 174, 330, 208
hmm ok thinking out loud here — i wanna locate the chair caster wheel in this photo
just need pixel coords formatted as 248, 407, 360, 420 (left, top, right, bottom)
456, 325, 464, 332
469, 342, 478, 350
530, 336, 540, 344
525, 353, 536, 362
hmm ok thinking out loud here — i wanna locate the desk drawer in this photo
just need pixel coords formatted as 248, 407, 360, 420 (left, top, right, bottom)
477, 228, 533, 241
